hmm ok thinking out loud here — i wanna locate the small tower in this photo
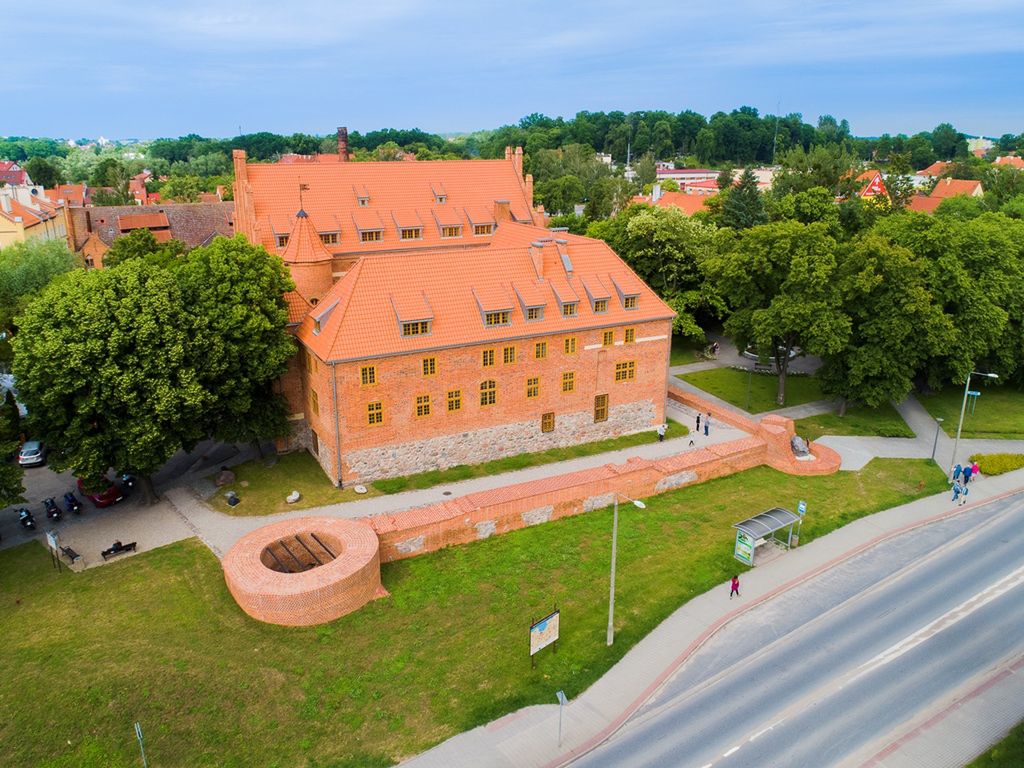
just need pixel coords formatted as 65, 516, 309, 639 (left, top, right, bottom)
281, 209, 334, 306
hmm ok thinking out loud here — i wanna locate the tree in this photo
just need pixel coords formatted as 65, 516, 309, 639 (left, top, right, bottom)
159, 175, 205, 203
0, 390, 24, 509
584, 177, 633, 220
633, 154, 656, 187
773, 145, 857, 196
694, 127, 717, 164
0, 239, 77, 353
930, 123, 967, 160
885, 152, 917, 211
934, 195, 986, 220
704, 221, 850, 403
535, 175, 585, 216
103, 229, 188, 269
818, 235, 954, 412
24, 157, 63, 188
720, 168, 767, 229
651, 120, 675, 160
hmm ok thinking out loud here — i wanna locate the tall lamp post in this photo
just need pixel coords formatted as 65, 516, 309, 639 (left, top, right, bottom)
950, 371, 999, 477
930, 417, 944, 462
608, 492, 646, 646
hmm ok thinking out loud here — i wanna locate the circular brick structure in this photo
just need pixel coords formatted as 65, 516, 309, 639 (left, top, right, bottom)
223, 517, 384, 626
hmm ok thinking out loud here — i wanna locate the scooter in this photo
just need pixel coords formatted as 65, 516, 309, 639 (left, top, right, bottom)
18, 508, 36, 530
43, 497, 61, 521
63, 492, 83, 515
120, 473, 137, 493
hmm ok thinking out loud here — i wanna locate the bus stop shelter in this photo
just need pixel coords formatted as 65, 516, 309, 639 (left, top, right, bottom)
732, 507, 802, 566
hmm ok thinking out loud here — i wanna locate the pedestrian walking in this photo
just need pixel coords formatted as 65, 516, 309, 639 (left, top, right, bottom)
972, 461, 981, 480
960, 483, 970, 506
963, 463, 973, 485
952, 463, 963, 483
730, 575, 740, 599
704, 413, 711, 437
696, 413, 701, 431
657, 423, 667, 442
951, 481, 962, 504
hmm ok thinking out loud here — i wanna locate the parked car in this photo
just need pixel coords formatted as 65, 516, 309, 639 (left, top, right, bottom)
77, 477, 125, 508
17, 440, 47, 467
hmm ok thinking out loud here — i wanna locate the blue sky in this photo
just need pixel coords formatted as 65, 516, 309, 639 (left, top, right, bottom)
6, 0, 1023, 140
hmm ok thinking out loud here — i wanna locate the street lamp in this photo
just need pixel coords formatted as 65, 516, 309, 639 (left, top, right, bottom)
950, 371, 998, 476
608, 492, 646, 647
930, 417, 944, 462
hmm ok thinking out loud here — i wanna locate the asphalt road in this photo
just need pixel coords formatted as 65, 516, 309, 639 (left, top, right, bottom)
571, 496, 1024, 768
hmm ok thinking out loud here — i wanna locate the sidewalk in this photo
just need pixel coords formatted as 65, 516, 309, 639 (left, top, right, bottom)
398, 467, 1024, 768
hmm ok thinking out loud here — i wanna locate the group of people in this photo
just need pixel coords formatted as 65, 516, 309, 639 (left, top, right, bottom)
951, 460, 980, 505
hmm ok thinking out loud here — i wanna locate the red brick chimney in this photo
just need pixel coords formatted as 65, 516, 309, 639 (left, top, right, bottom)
337, 127, 349, 162
493, 200, 511, 223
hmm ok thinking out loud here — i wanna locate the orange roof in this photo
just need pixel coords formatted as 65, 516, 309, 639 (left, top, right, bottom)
237, 155, 539, 258
296, 222, 674, 362
929, 178, 983, 199
0, 197, 60, 227
907, 196, 943, 214
284, 291, 312, 324
917, 161, 951, 177
855, 169, 888, 198
994, 155, 1024, 169
119, 212, 170, 230
654, 191, 713, 215
44, 184, 90, 207
281, 210, 332, 264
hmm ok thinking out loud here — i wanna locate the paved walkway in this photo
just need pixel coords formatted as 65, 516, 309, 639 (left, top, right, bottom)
398, 467, 1024, 768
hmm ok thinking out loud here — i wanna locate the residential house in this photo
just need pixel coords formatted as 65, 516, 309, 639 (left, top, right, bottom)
907, 178, 984, 214
854, 169, 889, 200
994, 155, 1024, 170
0, 185, 66, 247
45, 184, 92, 207
0, 160, 30, 187
632, 186, 713, 215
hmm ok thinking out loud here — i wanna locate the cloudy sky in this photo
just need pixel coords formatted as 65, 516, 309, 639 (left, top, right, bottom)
6, 0, 1023, 140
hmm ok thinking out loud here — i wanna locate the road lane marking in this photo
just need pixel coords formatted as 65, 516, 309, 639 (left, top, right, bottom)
723, 745, 740, 756
699, 764, 713, 768
749, 719, 783, 741
851, 564, 1024, 683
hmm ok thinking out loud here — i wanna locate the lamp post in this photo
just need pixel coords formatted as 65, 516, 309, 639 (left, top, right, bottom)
930, 417, 944, 462
608, 492, 647, 646
950, 372, 998, 477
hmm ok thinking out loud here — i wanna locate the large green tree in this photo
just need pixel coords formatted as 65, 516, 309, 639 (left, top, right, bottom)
24, 157, 63, 188
0, 390, 24, 509
0, 239, 78, 362
720, 167, 767, 229
102, 229, 188, 269
704, 221, 851, 403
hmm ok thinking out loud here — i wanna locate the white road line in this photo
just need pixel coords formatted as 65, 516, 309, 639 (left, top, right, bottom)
699, 764, 713, 768
749, 726, 772, 741
850, 564, 1024, 684
723, 745, 740, 757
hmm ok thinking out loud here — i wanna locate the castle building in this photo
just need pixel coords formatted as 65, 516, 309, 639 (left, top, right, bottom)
233, 133, 673, 485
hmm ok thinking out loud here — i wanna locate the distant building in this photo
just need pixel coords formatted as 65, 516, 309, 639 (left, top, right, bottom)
655, 168, 719, 184
907, 177, 984, 214
0, 161, 30, 187
0, 185, 66, 247
994, 155, 1024, 170
854, 169, 889, 200
45, 184, 92, 208
916, 161, 952, 178
632, 185, 714, 215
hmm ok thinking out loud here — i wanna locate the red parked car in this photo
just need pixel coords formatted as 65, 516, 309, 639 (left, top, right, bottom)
77, 477, 125, 508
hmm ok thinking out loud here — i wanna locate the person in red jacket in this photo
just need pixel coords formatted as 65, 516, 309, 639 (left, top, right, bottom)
730, 575, 740, 599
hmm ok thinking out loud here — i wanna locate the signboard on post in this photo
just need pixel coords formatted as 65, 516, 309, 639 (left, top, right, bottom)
530, 610, 560, 657
797, 500, 807, 516
733, 530, 754, 566
45, 531, 59, 552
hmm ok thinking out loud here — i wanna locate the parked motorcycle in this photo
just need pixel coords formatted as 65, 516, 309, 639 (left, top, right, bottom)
17, 508, 36, 530
43, 497, 61, 521
120, 473, 137, 493
63, 492, 83, 515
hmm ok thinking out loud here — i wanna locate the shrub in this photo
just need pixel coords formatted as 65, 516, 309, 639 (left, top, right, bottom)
968, 453, 1024, 476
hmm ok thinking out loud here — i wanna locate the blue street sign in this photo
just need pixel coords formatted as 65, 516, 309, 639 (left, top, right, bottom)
797, 500, 807, 516
967, 391, 981, 397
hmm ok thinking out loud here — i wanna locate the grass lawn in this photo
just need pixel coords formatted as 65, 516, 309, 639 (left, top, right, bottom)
793, 402, 914, 442
210, 451, 383, 516
967, 720, 1024, 767
0, 458, 945, 768
678, 367, 826, 413
670, 335, 704, 366
371, 419, 688, 494
918, 385, 1024, 439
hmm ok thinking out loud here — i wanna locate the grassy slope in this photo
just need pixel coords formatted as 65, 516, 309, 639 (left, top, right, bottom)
0, 459, 946, 768
678, 368, 826, 413
793, 402, 914, 442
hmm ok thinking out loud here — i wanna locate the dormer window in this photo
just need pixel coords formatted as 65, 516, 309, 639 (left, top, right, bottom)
401, 320, 431, 337
473, 224, 494, 236
400, 227, 422, 240
561, 302, 578, 318
526, 306, 543, 321
435, 194, 447, 204
313, 318, 322, 334
484, 311, 511, 327
623, 295, 638, 310
593, 299, 608, 313
357, 196, 369, 207
360, 230, 383, 243
441, 225, 462, 238
277, 235, 289, 248
431, 182, 447, 204
319, 232, 338, 245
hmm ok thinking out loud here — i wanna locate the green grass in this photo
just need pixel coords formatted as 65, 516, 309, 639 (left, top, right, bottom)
793, 402, 914, 442
967, 720, 1024, 767
918, 385, 1024, 439
0, 458, 946, 768
670, 335, 704, 366
678, 367, 826, 413
371, 419, 689, 494
968, 453, 1024, 477
211, 451, 383, 516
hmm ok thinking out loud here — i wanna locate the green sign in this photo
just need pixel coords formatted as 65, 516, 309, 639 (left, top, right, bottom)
734, 531, 754, 565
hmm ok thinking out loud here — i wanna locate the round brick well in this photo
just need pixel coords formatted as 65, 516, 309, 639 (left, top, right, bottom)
223, 517, 386, 626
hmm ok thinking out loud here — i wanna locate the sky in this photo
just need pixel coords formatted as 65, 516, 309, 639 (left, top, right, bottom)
5, 0, 1024, 141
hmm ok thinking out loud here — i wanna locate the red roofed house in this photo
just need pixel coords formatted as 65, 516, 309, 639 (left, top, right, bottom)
0, 185, 66, 247
233, 140, 674, 485
632, 186, 713, 215
906, 177, 984, 214
994, 155, 1024, 170
916, 161, 952, 178
45, 184, 92, 207
0, 160, 30, 186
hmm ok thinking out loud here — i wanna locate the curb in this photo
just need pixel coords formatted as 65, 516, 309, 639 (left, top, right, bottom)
546, 482, 1024, 768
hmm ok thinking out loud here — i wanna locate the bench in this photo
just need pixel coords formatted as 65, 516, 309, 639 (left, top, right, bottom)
100, 541, 137, 561
60, 546, 82, 564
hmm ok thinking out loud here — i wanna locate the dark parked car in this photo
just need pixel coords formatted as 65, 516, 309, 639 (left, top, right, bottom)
77, 477, 125, 508
17, 441, 47, 467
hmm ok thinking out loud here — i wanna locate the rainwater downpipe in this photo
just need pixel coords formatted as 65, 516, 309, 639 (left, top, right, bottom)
331, 360, 343, 488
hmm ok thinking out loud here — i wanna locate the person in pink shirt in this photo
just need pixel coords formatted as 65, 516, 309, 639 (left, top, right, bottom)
730, 575, 740, 599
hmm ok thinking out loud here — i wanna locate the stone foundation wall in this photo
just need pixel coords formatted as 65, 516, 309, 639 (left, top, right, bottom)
342, 401, 656, 483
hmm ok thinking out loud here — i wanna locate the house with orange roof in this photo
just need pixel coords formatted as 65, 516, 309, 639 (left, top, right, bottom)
0, 160, 30, 186
0, 185, 67, 247
854, 169, 889, 199
233, 142, 674, 485
916, 161, 952, 178
632, 187, 713, 215
994, 155, 1024, 170
45, 184, 92, 208
906, 177, 984, 214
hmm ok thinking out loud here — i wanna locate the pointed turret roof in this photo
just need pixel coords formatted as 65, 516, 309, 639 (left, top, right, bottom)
281, 209, 333, 264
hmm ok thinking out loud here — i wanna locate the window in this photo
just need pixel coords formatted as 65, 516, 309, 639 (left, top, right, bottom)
319, 232, 338, 245
562, 302, 578, 318
473, 224, 494, 236
310, 389, 319, 416
594, 299, 608, 313
480, 380, 496, 406
526, 306, 543, 321
624, 295, 638, 310
276, 235, 289, 248
594, 394, 608, 423
503, 346, 516, 364
400, 227, 422, 240
367, 401, 383, 425
360, 365, 376, 386
482, 349, 495, 367
422, 357, 436, 376
541, 412, 555, 433
357, 196, 369, 207
435, 194, 447, 204
401, 321, 430, 337
526, 377, 539, 399
602, 330, 614, 347
360, 230, 383, 242
306, 349, 318, 373
562, 371, 575, 393
485, 311, 511, 327
625, 328, 635, 344
615, 361, 636, 382
564, 337, 577, 354
441, 225, 462, 238
416, 394, 431, 417
313, 319, 321, 334
447, 389, 461, 412
535, 341, 547, 359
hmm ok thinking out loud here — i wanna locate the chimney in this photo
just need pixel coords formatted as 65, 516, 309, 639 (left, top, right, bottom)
337, 127, 349, 162
0, 195, 9, 213
505, 146, 513, 162
85, 209, 93, 233
494, 200, 511, 223
513, 146, 523, 175
652, 182, 662, 203
525, 173, 534, 205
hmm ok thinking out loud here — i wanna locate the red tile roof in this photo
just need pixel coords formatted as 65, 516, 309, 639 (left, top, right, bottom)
119, 212, 170, 230
907, 196, 943, 214
655, 191, 714, 215
917, 161, 951, 177
994, 155, 1024, 169
855, 169, 888, 198
929, 178, 983, 198
296, 222, 674, 363
44, 184, 91, 207
281, 210, 332, 264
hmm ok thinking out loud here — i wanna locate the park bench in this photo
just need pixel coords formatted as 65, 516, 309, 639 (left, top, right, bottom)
100, 541, 137, 561
60, 546, 82, 564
